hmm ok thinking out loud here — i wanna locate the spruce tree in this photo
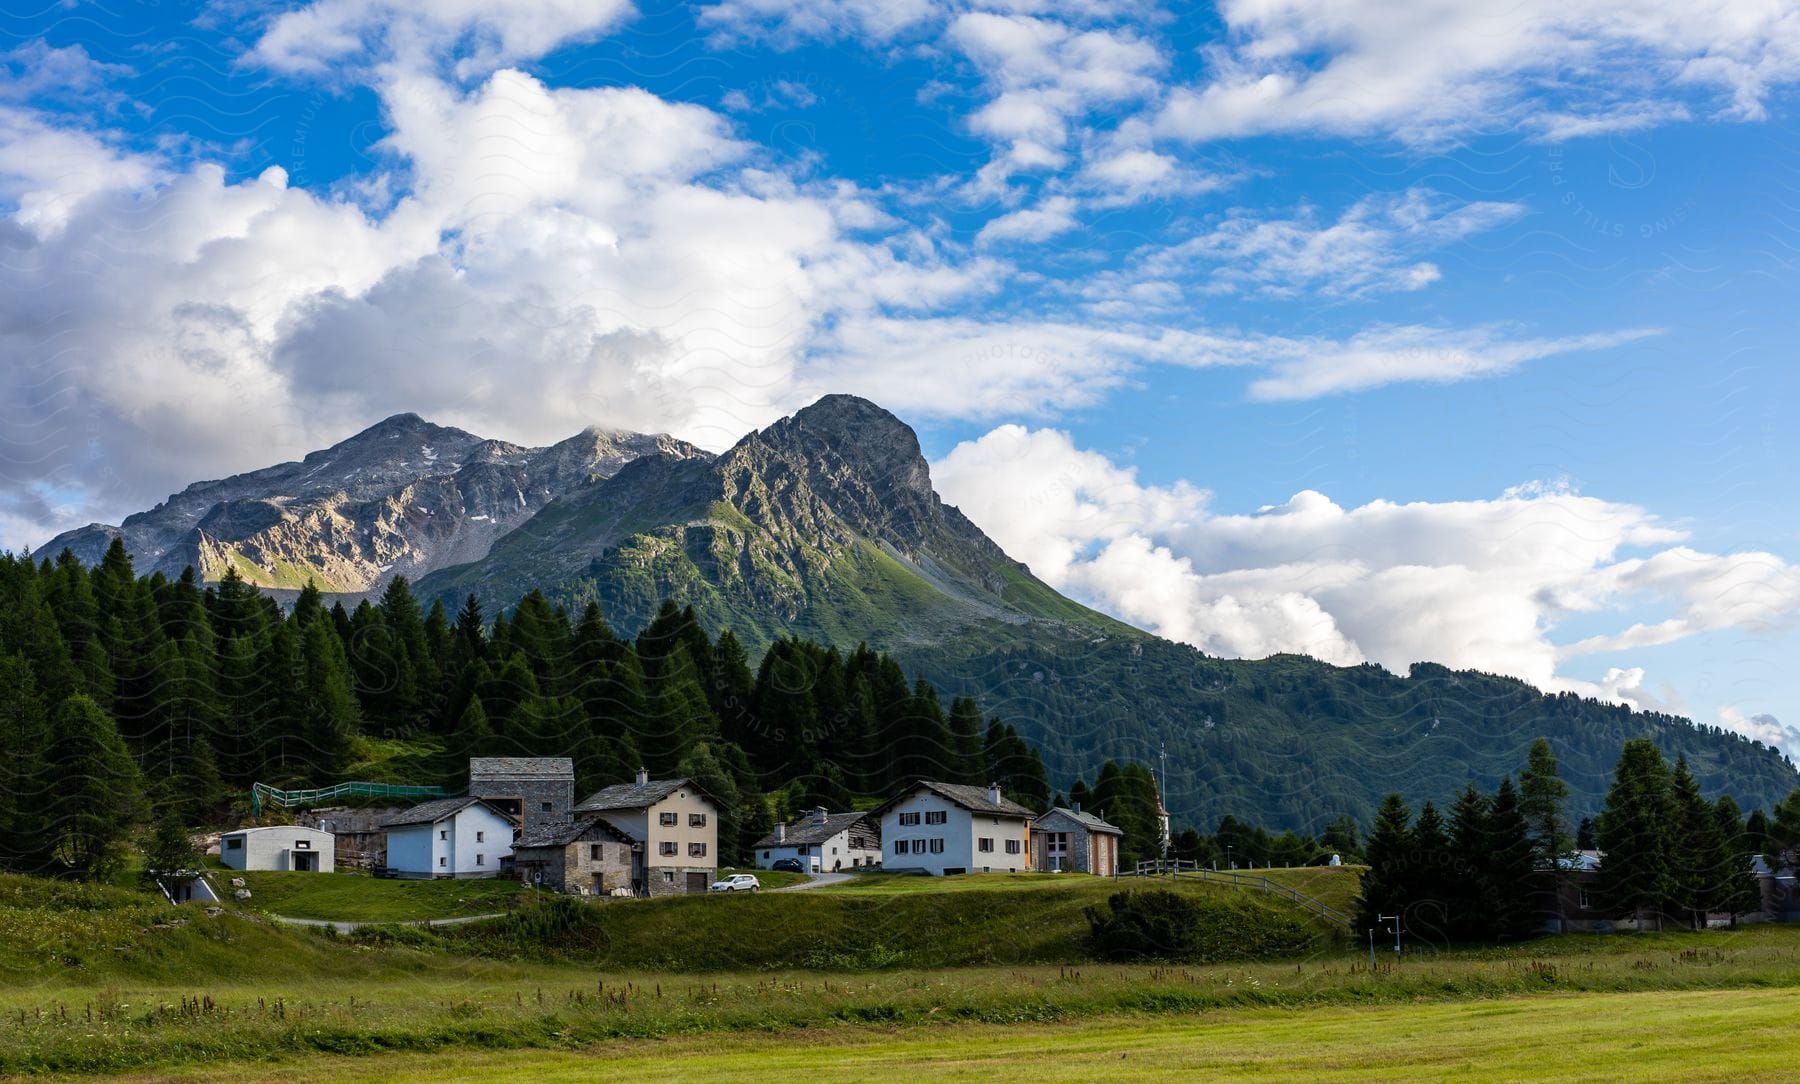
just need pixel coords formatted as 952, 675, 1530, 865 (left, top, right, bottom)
1356, 793, 1412, 934
1447, 784, 1492, 939
1483, 778, 1538, 940
1408, 801, 1453, 941
299, 617, 360, 774
0, 655, 52, 873
1668, 756, 1728, 928
1713, 795, 1762, 925
44, 693, 147, 878
1596, 738, 1675, 930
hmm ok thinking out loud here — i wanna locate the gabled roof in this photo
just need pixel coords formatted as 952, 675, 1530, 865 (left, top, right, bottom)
514, 814, 639, 850
875, 780, 1036, 819
381, 796, 512, 828
469, 757, 574, 778
1033, 807, 1123, 835
753, 811, 878, 849
576, 777, 705, 812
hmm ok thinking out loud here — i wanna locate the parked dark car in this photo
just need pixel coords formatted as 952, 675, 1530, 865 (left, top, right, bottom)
771, 858, 806, 873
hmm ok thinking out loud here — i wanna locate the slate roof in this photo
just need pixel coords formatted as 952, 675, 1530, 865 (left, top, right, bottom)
380, 796, 510, 828
876, 781, 1037, 819
575, 777, 695, 812
469, 757, 574, 778
752, 811, 878, 850
1034, 807, 1124, 835
514, 814, 639, 850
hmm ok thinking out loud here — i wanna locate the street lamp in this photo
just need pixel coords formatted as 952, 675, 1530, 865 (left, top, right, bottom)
1226, 844, 1234, 870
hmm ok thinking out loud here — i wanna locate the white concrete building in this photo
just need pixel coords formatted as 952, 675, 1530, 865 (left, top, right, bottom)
381, 797, 517, 879
219, 825, 336, 873
875, 782, 1035, 876
752, 808, 882, 872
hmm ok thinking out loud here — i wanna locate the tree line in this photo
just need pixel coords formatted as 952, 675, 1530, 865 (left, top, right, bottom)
0, 542, 1054, 876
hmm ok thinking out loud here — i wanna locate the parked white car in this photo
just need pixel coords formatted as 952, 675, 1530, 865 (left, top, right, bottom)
710, 873, 760, 893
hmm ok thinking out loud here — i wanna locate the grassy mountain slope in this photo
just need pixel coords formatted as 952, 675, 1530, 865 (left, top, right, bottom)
404, 395, 1799, 830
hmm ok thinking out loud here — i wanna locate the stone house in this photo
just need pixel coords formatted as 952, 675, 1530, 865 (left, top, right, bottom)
511, 814, 640, 896
574, 769, 719, 895
468, 757, 575, 838
297, 806, 404, 871
1031, 805, 1124, 875
382, 797, 517, 879
875, 781, 1035, 876
753, 808, 882, 872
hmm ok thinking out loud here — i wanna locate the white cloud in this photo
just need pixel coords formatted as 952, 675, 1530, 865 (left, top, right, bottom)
698, 0, 942, 48
1155, 0, 1800, 144
1151, 188, 1525, 298
934, 426, 1800, 741
976, 194, 1079, 244
1241, 324, 1664, 401
252, 0, 635, 79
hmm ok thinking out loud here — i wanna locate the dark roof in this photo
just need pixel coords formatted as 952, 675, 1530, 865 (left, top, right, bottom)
469, 757, 574, 778
514, 814, 638, 850
753, 811, 878, 849
380, 796, 510, 828
1034, 807, 1123, 835
575, 777, 698, 812
875, 781, 1036, 819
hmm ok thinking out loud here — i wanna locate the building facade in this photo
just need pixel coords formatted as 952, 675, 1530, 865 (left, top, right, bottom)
875, 782, 1034, 876
575, 770, 719, 895
298, 806, 404, 871
219, 826, 336, 872
1031, 806, 1124, 875
468, 757, 575, 838
753, 809, 882, 872
511, 815, 640, 896
382, 797, 517, 879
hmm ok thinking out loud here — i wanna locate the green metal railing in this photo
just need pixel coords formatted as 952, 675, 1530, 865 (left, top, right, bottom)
250, 781, 452, 815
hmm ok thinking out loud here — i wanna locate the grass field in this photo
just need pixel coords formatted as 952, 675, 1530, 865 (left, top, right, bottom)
95, 986, 1797, 1082
229, 870, 525, 923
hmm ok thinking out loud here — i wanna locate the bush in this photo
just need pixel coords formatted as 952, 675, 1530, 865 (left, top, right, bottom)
1085, 889, 1206, 961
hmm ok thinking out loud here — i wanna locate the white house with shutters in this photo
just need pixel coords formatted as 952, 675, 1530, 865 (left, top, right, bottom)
381, 797, 517, 879
752, 808, 882, 872
874, 781, 1034, 876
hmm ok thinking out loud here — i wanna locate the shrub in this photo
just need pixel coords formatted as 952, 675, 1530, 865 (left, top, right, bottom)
1085, 889, 1206, 961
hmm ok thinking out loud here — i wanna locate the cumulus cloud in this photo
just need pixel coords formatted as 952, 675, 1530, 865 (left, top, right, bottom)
1155, 0, 1800, 144
934, 426, 1800, 738
976, 195, 1079, 244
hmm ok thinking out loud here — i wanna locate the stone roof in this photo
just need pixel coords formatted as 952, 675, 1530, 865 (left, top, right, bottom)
1034, 807, 1124, 835
380, 796, 509, 828
877, 781, 1037, 819
575, 777, 694, 812
469, 757, 574, 778
514, 814, 639, 850
752, 811, 877, 849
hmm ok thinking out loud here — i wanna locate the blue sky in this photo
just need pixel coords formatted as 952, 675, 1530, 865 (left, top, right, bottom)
3, 0, 1799, 756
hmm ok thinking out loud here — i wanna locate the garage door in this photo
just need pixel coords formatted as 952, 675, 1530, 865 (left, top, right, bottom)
686, 872, 709, 894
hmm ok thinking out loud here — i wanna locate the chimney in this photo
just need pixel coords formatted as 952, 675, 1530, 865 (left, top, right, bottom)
987, 782, 1002, 805
775, 822, 786, 843
1071, 801, 1081, 815
635, 766, 649, 785
812, 806, 828, 824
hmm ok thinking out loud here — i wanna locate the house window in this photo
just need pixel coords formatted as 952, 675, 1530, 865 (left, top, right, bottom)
439, 830, 448, 840
660, 812, 678, 826
689, 813, 707, 827
663, 871, 675, 883
929, 839, 944, 854
978, 838, 993, 853
1579, 889, 1593, 910
476, 831, 485, 843
798, 845, 809, 855
762, 850, 771, 859
893, 841, 907, 855
294, 839, 311, 850
541, 801, 552, 812
226, 838, 242, 850
925, 811, 947, 825
439, 856, 447, 867
1005, 840, 1021, 855
850, 837, 865, 849
476, 853, 485, 866
899, 812, 921, 826
591, 845, 604, 861
689, 842, 707, 857
911, 839, 927, 854
659, 841, 678, 856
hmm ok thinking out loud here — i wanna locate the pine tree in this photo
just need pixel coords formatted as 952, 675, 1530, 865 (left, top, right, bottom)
1713, 795, 1762, 925
1668, 756, 1728, 928
0, 654, 52, 873
1446, 784, 1492, 939
1768, 788, 1800, 871
1483, 778, 1538, 940
946, 697, 986, 785
1408, 801, 1453, 941
299, 618, 359, 774
44, 693, 147, 878
1355, 793, 1412, 933
1597, 738, 1675, 930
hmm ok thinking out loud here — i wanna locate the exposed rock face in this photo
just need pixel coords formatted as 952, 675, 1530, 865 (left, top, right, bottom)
39, 413, 706, 592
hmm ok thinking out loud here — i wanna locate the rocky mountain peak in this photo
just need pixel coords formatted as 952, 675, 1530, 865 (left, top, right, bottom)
746, 394, 933, 499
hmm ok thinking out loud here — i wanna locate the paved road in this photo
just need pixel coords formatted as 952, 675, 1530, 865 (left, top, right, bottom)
775, 871, 852, 891
272, 912, 506, 933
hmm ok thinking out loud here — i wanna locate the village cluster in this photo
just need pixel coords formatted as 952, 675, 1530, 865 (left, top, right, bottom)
214, 758, 1131, 896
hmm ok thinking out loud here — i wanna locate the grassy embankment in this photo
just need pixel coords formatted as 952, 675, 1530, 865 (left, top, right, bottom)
6, 868, 1799, 1077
